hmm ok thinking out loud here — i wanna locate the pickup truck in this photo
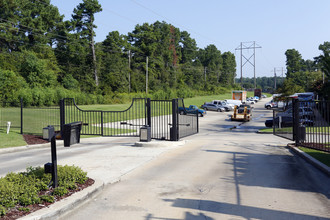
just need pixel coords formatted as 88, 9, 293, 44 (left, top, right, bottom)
178, 105, 206, 117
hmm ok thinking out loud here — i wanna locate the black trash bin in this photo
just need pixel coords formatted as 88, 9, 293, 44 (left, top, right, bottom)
63, 121, 82, 147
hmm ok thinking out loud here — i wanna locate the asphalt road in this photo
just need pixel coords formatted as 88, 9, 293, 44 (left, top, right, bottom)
57, 98, 330, 220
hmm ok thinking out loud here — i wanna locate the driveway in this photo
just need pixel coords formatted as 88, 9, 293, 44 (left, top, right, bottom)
58, 99, 330, 220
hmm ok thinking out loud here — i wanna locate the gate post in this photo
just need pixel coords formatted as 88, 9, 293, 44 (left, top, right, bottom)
146, 98, 151, 127
60, 99, 65, 139
20, 98, 23, 134
293, 99, 299, 145
171, 99, 179, 141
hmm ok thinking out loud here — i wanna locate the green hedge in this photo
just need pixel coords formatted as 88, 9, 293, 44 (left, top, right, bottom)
1, 85, 236, 107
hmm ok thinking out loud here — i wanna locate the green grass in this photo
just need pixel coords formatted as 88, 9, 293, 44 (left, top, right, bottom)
299, 147, 330, 167
258, 128, 273, 133
0, 128, 26, 148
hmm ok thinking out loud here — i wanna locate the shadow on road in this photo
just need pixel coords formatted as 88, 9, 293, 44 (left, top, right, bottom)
162, 198, 330, 220
206, 149, 330, 200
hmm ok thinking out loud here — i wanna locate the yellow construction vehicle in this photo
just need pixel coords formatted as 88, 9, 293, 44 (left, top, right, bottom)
231, 105, 252, 122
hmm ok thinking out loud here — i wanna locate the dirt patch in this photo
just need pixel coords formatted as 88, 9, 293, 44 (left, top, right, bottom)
1, 178, 95, 219
23, 134, 49, 145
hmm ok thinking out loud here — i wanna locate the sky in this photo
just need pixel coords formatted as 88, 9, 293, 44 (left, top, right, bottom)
51, 0, 330, 78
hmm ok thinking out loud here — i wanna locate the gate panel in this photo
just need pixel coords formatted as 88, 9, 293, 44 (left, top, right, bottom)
62, 98, 146, 137
62, 98, 102, 135
273, 98, 294, 140
150, 99, 173, 140
102, 98, 147, 137
177, 98, 198, 139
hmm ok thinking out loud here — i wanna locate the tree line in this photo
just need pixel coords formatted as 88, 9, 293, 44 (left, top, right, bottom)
279, 43, 330, 100
0, 0, 237, 106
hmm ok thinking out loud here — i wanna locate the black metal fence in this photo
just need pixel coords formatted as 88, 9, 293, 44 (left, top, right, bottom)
295, 100, 330, 152
1, 97, 199, 141
0, 99, 60, 135
274, 99, 330, 152
0, 100, 22, 133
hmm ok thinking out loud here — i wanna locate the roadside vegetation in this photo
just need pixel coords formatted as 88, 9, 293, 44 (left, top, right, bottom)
0, 165, 91, 218
299, 147, 330, 167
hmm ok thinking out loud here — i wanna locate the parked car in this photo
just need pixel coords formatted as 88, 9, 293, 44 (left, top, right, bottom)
276, 107, 314, 119
245, 98, 255, 104
264, 100, 284, 109
178, 105, 206, 117
201, 103, 225, 112
224, 99, 242, 107
261, 94, 267, 98
265, 116, 314, 128
204, 100, 233, 111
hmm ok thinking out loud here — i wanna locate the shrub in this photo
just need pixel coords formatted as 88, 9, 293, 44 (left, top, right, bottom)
52, 187, 68, 197
0, 165, 89, 217
0, 205, 6, 217
39, 195, 54, 203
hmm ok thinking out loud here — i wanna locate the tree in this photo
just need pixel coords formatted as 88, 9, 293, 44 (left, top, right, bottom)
0, 0, 63, 52
316, 42, 330, 78
71, 0, 102, 87
179, 31, 197, 64
285, 49, 304, 77
99, 31, 130, 93
221, 52, 236, 86
197, 45, 222, 83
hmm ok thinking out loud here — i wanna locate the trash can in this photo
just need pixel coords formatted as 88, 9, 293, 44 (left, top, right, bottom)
43, 125, 55, 141
63, 121, 82, 147
140, 126, 151, 142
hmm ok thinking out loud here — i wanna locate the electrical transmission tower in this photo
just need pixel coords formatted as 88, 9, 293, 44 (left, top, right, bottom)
235, 41, 261, 89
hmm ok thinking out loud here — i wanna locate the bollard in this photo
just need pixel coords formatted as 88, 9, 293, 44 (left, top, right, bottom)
6, 122, 11, 134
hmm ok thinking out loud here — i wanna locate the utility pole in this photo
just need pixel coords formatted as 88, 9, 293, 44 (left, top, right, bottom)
274, 67, 277, 90
235, 41, 262, 89
146, 56, 148, 94
128, 50, 131, 93
204, 66, 207, 81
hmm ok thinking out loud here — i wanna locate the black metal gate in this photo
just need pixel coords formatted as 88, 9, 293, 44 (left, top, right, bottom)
273, 99, 330, 152
60, 98, 147, 137
60, 98, 199, 141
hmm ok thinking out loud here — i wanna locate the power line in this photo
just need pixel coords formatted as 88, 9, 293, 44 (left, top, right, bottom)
130, 0, 224, 48
235, 41, 262, 89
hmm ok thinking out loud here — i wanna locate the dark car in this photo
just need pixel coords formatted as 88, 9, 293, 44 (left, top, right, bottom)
265, 116, 314, 128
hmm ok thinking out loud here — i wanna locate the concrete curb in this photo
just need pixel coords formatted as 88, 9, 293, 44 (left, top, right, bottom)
19, 179, 107, 220
0, 142, 61, 154
287, 143, 330, 177
135, 140, 186, 148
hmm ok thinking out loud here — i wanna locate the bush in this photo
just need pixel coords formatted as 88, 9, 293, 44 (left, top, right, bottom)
0, 165, 89, 217
52, 187, 68, 197
0, 205, 6, 217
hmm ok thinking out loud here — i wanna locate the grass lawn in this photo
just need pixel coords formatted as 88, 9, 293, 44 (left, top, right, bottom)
0, 128, 26, 148
299, 147, 330, 167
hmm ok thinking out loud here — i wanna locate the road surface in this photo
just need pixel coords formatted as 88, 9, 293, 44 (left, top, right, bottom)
57, 98, 330, 220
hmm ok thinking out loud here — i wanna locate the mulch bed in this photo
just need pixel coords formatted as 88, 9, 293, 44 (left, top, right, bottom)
1, 135, 94, 219
1, 178, 95, 220
23, 134, 49, 145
